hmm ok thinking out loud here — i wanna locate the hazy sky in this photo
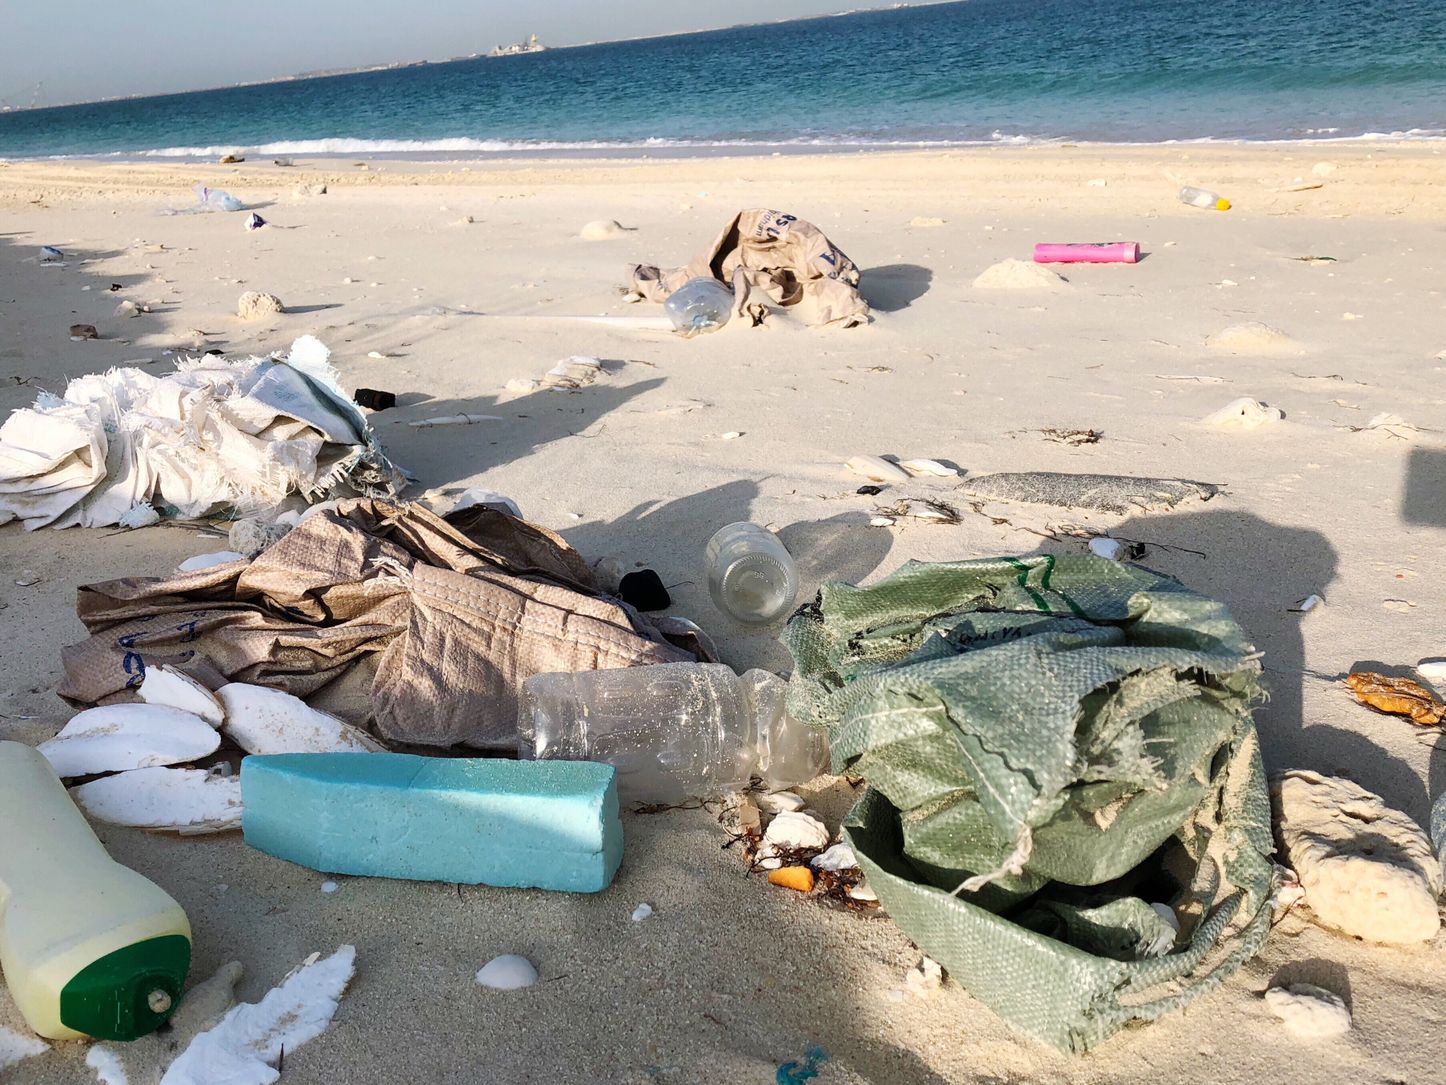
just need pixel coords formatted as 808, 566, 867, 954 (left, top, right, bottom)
0, 1, 911, 108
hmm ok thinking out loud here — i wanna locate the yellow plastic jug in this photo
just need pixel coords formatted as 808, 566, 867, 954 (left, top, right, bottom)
0, 741, 190, 1040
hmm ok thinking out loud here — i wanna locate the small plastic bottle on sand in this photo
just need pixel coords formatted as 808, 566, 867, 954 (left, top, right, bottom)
705, 522, 799, 624
663, 277, 733, 336
520, 664, 829, 802
1178, 185, 1231, 211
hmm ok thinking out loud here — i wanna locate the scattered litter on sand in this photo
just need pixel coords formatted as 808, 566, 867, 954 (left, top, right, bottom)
1203, 397, 1284, 428
972, 258, 1068, 289
407, 413, 504, 428
160, 946, 356, 1084
475, 954, 538, 990
1205, 322, 1302, 355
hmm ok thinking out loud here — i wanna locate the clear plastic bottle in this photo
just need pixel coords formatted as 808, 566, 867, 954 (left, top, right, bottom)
1178, 185, 1231, 211
519, 663, 829, 803
663, 277, 734, 336
705, 522, 799, 624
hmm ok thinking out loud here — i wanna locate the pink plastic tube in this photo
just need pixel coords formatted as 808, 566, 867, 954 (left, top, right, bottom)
1033, 242, 1140, 264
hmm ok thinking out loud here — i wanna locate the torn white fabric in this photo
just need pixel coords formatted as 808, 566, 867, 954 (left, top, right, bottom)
0, 337, 403, 529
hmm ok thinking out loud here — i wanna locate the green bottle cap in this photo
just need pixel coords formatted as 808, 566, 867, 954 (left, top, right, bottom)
59, 934, 190, 1041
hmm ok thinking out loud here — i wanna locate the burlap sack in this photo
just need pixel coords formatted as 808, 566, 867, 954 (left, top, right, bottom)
60, 499, 698, 748
628, 209, 870, 328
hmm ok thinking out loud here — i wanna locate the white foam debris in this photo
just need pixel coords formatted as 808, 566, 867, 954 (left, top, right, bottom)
160, 945, 356, 1085
1089, 538, 1124, 560
811, 843, 859, 871
0, 1027, 48, 1074
1203, 397, 1283, 428
86, 1044, 129, 1084
756, 791, 807, 814
450, 488, 523, 519
900, 458, 958, 477
39, 704, 222, 779
118, 502, 161, 528
475, 955, 538, 990
321, 881, 339, 894
140, 665, 225, 725
846, 455, 910, 483
177, 551, 246, 573
217, 683, 384, 755
1265, 983, 1352, 1039
631, 903, 653, 922
1289, 594, 1324, 613
71, 767, 242, 834
407, 413, 503, 428
756, 810, 830, 869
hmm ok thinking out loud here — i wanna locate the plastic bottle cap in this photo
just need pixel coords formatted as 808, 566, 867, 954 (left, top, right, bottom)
1216, 198, 1232, 210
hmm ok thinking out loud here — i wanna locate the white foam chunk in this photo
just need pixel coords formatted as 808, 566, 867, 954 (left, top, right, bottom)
39, 704, 222, 778
475, 955, 538, 990
217, 683, 384, 755
177, 551, 246, 573
71, 767, 242, 834
0, 1027, 48, 1074
140, 665, 225, 726
160, 945, 356, 1085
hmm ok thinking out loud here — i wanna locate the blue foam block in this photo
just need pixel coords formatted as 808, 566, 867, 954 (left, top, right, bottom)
240, 753, 622, 892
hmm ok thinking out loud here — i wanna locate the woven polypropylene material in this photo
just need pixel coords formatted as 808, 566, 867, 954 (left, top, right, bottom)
783, 555, 1277, 1052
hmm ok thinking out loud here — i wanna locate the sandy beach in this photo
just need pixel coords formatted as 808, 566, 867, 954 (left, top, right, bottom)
1, 142, 1444, 1083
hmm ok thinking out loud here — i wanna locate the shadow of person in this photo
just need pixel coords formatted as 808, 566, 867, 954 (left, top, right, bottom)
1110, 509, 1346, 782
860, 263, 933, 312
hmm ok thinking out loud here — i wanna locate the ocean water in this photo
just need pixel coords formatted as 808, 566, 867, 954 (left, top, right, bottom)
1, 0, 1443, 158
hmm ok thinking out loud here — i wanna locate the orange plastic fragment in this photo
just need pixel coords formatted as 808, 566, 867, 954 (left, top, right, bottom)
1345, 671, 1444, 725
767, 866, 816, 893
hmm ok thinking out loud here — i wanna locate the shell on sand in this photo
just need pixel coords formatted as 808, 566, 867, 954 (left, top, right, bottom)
217, 682, 385, 754
579, 219, 627, 240
140, 664, 226, 726
1205, 321, 1302, 355
972, 259, 1067, 290
71, 766, 242, 834
846, 455, 911, 482
38, 704, 222, 778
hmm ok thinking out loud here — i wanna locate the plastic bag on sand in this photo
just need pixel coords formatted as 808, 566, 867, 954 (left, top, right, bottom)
0, 336, 404, 529
783, 555, 1276, 1052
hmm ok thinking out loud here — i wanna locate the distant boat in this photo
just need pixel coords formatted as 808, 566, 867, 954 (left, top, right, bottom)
490, 34, 544, 58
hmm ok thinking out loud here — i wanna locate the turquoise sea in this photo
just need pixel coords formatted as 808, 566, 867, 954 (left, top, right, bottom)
1, 0, 1443, 158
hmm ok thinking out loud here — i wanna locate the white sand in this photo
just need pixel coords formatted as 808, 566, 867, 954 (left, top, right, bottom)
1, 144, 1444, 1083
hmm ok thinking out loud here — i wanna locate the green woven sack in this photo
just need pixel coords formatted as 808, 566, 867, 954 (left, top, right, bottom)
783, 555, 1277, 1052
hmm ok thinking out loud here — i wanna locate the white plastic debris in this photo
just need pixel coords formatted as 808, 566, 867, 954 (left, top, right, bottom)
1416, 658, 1446, 694
846, 455, 911, 483
757, 810, 830, 868
631, 903, 653, 922
13, 569, 41, 586
38, 704, 222, 779
0, 337, 401, 530
0, 1027, 48, 1074
177, 551, 246, 573
1203, 397, 1283, 428
450, 488, 523, 519
475, 955, 538, 990
756, 791, 807, 814
70, 767, 243, 834
811, 843, 859, 871
904, 956, 944, 997
407, 413, 503, 428
160, 945, 356, 1085
899, 458, 958, 477
721, 431, 743, 440
85, 1044, 128, 1084
847, 882, 878, 903
1289, 594, 1324, 613
118, 502, 160, 528
217, 683, 385, 755
140, 664, 225, 725
1089, 537, 1124, 560
1265, 983, 1352, 1039
542, 356, 602, 389
321, 881, 339, 894
1144, 902, 1181, 957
